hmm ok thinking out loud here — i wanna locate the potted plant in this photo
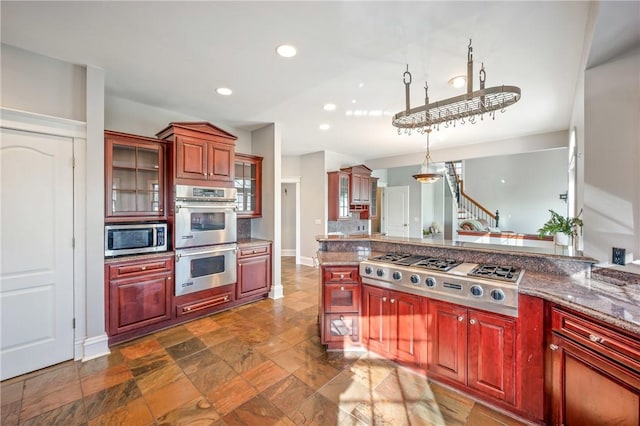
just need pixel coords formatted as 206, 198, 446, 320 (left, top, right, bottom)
537, 209, 583, 246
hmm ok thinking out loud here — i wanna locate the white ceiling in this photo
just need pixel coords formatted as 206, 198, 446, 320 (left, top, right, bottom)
0, 1, 634, 161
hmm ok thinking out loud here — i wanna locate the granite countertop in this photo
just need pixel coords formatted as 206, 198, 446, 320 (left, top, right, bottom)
104, 250, 175, 263
316, 234, 597, 262
317, 250, 640, 336
237, 238, 272, 247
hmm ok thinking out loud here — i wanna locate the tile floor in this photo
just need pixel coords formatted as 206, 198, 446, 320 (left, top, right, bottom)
1, 258, 530, 425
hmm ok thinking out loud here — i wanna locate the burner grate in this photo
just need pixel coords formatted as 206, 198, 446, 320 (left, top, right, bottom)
468, 264, 520, 282
412, 258, 462, 271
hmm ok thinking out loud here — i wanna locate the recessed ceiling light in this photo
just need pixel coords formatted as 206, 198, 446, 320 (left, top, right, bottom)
448, 75, 466, 89
319, 124, 330, 131
351, 99, 357, 104
368, 110, 382, 117
216, 87, 232, 96
345, 110, 353, 116
276, 44, 297, 58
323, 103, 336, 111
358, 82, 365, 88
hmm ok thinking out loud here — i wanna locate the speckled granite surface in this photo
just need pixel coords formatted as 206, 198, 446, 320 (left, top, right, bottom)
316, 239, 640, 336
237, 238, 272, 247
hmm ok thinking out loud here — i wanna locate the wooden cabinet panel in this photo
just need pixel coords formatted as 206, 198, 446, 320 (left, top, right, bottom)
324, 313, 359, 344
550, 334, 640, 426
549, 305, 640, 426
237, 242, 271, 300
327, 171, 351, 220
321, 266, 360, 348
324, 283, 360, 313
393, 292, 422, 365
235, 154, 263, 218
468, 309, 516, 404
105, 255, 174, 337
363, 285, 390, 354
104, 131, 167, 221
157, 122, 237, 186
427, 300, 467, 384
176, 135, 208, 179
237, 254, 271, 299
362, 285, 421, 365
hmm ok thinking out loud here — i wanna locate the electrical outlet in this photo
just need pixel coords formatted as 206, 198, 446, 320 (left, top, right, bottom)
612, 247, 626, 265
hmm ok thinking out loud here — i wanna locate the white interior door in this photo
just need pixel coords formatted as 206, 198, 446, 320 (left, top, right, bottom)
1, 127, 75, 380
384, 186, 410, 237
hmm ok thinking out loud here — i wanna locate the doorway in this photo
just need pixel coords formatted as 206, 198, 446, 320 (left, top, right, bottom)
281, 177, 300, 264
383, 185, 410, 237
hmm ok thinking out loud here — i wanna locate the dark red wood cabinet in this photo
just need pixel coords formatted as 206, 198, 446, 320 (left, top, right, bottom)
104, 130, 167, 222
105, 254, 173, 343
549, 306, 640, 425
236, 243, 272, 300
156, 122, 236, 187
426, 299, 516, 405
362, 285, 422, 365
320, 266, 361, 348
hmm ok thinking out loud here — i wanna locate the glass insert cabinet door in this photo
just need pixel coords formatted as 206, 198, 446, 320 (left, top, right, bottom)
105, 132, 166, 220
234, 153, 263, 218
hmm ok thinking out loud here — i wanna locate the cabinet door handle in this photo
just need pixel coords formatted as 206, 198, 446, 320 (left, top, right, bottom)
589, 334, 605, 344
469, 319, 476, 325
340, 286, 345, 291
390, 298, 395, 304
457, 316, 464, 322
382, 297, 387, 302
340, 274, 345, 279
339, 315, 344, 321
549, 343, 559, 351
203, 172, 206, 176
141, 266, 146, 270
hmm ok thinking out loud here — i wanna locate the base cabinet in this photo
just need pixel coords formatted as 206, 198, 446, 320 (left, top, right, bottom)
105, 255, 173, 342
426, 300, 516, 405
549, 306, 640, 425
362, 285, 422, 365
320, 266, 361, 348
237, 243, 272, 299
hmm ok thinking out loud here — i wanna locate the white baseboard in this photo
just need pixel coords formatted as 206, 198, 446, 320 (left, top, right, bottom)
299, 256, 315, 267
281, 249, 296, 257
81, 334, 110, 362
269, 283, 284, 299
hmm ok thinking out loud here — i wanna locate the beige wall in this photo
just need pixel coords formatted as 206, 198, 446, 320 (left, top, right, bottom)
1, 44, 86, 121
584, 48, 640, 263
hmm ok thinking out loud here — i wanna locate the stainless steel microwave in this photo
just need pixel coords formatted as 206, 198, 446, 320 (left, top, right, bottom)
104, 223, 168, 257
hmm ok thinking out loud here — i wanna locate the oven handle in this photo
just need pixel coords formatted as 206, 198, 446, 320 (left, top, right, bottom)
175, 244, 238, 261
175, 204, 237, 213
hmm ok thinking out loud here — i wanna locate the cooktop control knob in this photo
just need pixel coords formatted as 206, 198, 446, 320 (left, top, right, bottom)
410, 274, 420, 285
490, 289, 505, 302
392, 271, 402, 281
470, 285, 484, 297
425, 277, 436, 288
364, 266, 373, 275
376, 269, 384, 277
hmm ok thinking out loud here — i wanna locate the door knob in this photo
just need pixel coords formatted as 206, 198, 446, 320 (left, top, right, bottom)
549, 344, 559, 351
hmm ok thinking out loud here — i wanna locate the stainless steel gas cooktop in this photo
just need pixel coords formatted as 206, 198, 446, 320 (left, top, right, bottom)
360, 253, 523, 317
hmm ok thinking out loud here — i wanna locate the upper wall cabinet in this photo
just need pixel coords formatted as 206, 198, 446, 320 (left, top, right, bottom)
104, 130, 167, 222
156, 122, 237, 187
235, 153, 263, 218
327, 171, 351, 221
341, 165, 372, 206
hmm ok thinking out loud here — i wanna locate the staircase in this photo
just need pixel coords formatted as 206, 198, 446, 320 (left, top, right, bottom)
445, 161, 500, 228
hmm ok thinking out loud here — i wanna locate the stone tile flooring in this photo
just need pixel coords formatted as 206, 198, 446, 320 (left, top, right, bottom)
1, 258, 530, 425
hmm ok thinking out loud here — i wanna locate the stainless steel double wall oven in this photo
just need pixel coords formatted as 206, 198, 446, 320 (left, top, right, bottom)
173, 185, 237, 296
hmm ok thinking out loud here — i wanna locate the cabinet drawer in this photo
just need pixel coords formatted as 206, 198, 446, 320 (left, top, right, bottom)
324, 267, 358, 283
552, 307, 640, 371
108, 257, 173, 279
324, 283, 360, 313
238, 244, 270, 258
323, 313, 359, 344
176, 291, 233, 317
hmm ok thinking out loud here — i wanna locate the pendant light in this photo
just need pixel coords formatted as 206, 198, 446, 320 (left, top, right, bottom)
413, 128, 442, 183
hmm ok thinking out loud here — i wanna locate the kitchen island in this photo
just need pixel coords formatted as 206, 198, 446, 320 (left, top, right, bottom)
316, 234, 640, 425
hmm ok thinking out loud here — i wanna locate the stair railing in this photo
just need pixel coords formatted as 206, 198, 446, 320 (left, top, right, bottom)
446, 162, 499, 228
